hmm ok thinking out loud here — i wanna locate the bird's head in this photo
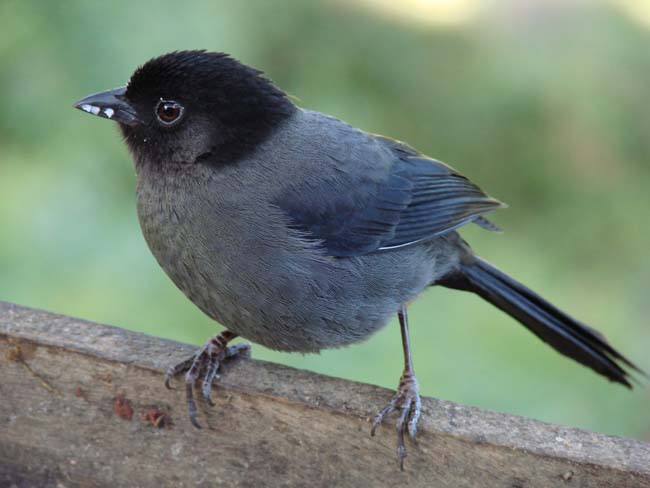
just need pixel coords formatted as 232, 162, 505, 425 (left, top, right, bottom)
74, 50, 295, 167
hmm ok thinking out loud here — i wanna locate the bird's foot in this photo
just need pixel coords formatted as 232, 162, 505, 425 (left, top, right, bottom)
371, 369, 421, 470
164, 331, 250, 428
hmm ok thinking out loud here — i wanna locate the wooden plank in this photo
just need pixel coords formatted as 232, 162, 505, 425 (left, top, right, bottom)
0, 300, 648, 487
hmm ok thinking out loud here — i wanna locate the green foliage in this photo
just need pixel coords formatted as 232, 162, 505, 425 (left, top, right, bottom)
1, 0, 648, 439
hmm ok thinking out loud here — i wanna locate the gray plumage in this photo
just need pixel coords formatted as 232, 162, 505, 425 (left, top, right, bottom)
136, 108, 463, 352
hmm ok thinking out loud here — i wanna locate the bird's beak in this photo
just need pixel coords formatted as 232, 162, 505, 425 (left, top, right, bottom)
73, 86, 141, 126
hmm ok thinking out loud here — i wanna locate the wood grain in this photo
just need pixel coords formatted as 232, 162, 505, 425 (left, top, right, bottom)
1, 301, 648, 487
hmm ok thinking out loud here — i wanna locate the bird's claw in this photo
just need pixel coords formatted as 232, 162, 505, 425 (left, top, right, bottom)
164, 356, 194, 390
164, 334, 250, 428
371, 370, 421, 471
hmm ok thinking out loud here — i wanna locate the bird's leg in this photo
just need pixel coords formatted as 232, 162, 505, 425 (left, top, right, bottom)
371, 305, 421, 470
164, 330, 250, 428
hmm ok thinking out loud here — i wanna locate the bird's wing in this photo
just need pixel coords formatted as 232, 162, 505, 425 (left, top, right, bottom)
276, 133, 504, 257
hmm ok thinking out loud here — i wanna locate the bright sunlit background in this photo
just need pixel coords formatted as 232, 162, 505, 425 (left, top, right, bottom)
1, 0, 649, 441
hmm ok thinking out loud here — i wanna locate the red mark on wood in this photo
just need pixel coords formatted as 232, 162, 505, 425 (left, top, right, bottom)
140, 407, 170, 428
114, 394, 133, 421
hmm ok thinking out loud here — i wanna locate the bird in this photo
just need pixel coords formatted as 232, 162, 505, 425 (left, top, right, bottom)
74, 50, 642, 469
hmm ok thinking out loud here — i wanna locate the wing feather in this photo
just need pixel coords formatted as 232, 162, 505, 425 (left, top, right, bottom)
277, 134, 504, 257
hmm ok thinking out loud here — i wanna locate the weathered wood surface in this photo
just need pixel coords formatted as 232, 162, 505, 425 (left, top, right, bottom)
0, 301, 648, 488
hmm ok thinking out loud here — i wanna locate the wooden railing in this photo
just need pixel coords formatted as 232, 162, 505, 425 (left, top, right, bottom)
1, 301, 649, 487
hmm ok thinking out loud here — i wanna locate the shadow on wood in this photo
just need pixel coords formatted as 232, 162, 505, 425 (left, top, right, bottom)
1, 301, 649, 487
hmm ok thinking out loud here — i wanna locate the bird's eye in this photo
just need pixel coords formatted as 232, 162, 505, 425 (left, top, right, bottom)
155, 100, 184, 126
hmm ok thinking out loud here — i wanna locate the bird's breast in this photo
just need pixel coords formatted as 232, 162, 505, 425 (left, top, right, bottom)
133, 165, 328, 338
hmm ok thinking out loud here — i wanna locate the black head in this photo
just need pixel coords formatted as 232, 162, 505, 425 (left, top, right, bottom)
74, 50, 295, 167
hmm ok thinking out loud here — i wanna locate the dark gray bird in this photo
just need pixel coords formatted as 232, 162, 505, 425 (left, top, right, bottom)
74, 50, 641, 469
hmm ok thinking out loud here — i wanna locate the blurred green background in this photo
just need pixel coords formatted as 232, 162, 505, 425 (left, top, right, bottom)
1, 0, 649, 440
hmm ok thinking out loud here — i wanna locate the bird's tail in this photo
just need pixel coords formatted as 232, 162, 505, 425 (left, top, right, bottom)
439, 256, 642, 387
